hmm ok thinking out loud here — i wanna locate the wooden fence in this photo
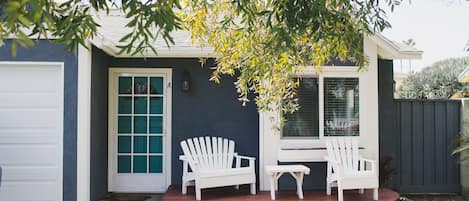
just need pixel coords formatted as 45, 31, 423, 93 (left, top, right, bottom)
380, 100, 461, 193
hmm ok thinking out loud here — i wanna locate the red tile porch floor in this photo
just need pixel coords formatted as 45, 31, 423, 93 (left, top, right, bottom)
162, 185, 400, 201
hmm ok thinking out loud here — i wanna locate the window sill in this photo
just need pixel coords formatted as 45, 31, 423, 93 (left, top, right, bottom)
278, 137, 363, 162
278, 139, 326, 162
280, 139, 325, 149
277, 148, 327, 162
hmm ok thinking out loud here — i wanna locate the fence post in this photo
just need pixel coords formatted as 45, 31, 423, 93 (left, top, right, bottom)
460, 99, 469, 195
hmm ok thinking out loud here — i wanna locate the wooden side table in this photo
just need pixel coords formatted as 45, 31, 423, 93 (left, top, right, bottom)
264, 165, 310, 200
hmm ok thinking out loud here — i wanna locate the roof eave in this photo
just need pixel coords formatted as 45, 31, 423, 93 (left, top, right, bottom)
369, 34, 423, 60
90, 36, 215, 58
91, 32, 424, 59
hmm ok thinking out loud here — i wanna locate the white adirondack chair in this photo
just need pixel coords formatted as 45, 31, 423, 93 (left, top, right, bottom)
179, 137, 256, 200
325, 138, 379, 201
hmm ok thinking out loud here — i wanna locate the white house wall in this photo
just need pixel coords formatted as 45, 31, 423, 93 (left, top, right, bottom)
259, 35, 380, 191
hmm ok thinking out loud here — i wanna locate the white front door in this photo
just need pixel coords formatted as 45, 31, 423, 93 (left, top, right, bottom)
108, 68, 172, 192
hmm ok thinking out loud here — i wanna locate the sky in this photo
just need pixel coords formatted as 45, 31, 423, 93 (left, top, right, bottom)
381, 0, 469, 73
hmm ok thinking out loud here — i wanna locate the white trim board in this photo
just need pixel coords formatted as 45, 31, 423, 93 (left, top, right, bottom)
91, 32, 421, 59
77, 44, 92, 201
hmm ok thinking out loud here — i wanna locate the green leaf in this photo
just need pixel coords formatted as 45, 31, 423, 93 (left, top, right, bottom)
119, 33, 134, 43
453, 143, 469, 155
11, 40, 17, 57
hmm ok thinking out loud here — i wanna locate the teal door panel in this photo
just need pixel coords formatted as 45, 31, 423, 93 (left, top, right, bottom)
116, 76, 165, 174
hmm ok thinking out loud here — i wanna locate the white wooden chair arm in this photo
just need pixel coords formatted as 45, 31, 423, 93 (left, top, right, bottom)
179, 155, 199, 169
234, 154, 255, 168
236, 155, 256, 161
179, 155, 187, 161
359, 157, 377, 172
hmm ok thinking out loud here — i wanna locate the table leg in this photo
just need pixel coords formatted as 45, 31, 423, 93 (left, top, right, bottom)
289, 172, 305, 199
270, 173, 276, 200
296, 172, 304, 199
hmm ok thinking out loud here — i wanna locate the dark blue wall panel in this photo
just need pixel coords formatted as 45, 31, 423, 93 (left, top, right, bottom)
90, 47, 112, 201
0, 40, 78, 201
109, 58, 260, 185
89, 52, 259, 199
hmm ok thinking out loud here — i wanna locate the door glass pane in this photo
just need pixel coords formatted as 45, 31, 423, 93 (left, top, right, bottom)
134, 116, 147, 134
118, 116, 131, 133
150, 77, 163, 94
149, 156, 162, 173
134, 77, 148, 94
134, 97, 147, 114
118, 156, 131, 173
118, 97, 132, 114
133, 156, 147, 173
149, 136, 162, 153
116, 75, 165, 176
134, 136, 147, 153
119, 77, 132, 94
150, 97, 163, 114
118, 136, 131, 153
150, 116, 163, 133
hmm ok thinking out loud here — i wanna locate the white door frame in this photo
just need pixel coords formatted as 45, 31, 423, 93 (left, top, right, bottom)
108, 68, 172, 192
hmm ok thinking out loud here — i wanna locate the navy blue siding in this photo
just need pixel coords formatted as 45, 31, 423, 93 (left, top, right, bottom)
90, 47, 112, 201
0, 40, 78, 201
378, 59, 399, 189
89, 49, 259, 200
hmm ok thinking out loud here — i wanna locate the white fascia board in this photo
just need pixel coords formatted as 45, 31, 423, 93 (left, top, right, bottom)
368, 34, 423, 60
94, 34, 422, 59
90, 36, 119, 56
89, 36, 215, 58
113, 48, 215, 58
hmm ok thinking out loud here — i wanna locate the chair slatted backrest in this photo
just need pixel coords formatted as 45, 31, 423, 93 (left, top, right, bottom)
181, 137, 235, 169
325, 137, 359, 172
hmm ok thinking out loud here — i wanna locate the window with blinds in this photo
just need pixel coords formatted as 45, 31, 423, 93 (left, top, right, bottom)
324, 78, 359, 136
282, 78, 319, 138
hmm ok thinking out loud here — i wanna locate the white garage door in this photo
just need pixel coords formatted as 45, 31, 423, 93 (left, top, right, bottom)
0, 62, 63, 201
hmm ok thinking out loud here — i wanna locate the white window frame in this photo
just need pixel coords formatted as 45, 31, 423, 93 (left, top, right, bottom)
280, 66, 362, 149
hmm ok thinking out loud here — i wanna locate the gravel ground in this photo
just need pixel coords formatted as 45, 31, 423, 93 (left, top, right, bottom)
401, 195, 469, 201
